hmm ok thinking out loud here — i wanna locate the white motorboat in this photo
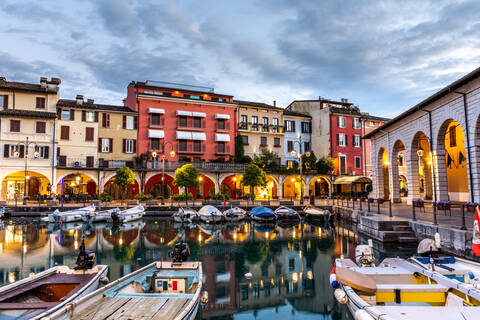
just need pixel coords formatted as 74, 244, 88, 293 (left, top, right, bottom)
223, 207, 246, 222
275, 206, 300, 221
82, 208, 119, 223
198, 205, 223, 223
304, 206, 332, 221
107, 205, 144, 223
173, 207, 198, 223
47, 205, 95, 223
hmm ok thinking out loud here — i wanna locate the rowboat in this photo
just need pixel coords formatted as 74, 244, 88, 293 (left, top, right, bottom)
223, 207, 246, 222
410, 256, 480, 285
45, 261, 204, 320
108, 205, 144, 223
274, 206, 300, 221
250, 206, 277, 222
333, 256, 480, 319
198, 205, 223, 223
82, 208, 119, 223
304, 206, 332, 222
0, 264, 107, 320
47, 205, 95, 223
173, 207, 198, 223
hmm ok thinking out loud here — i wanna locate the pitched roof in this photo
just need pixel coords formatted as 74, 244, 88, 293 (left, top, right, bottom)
360, 114, 390, 122
57, 99, 137, 113
330, 106, 362, 116
0, 78, 60, 94
131, 80, 233, 97
0, 109, 57, 119
283, 109, 311, 118
234, 100, 284, 111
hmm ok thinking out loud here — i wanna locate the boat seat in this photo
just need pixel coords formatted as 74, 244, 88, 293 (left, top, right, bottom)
0, 301, 58, 310
376, 284, 448, 292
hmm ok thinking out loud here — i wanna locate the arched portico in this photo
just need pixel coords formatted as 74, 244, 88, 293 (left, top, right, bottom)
307, 175, 331, 197
376, 147, 390, 199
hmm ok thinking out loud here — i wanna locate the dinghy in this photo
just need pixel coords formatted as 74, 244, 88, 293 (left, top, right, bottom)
304, 206, 332, 222
223, 207, 246, 222
48, 205, 95, 223
332, 256, 480, 319
250, 206, 277, 222
274, 206, 300, 221
46, 243, 205, 320
108, 205, 144, 223
173, 207, 198, 223
82, 208, 119, 223
198, 205, 223, 223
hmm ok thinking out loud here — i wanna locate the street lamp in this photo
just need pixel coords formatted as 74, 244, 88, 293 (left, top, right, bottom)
160, 141, 175, 205
290, 136, 309, 205
16, 137, 39, 205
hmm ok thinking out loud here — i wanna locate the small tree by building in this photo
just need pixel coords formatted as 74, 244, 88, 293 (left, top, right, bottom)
234, 135, 251, 164
301, 151, 317, 171
316, 157, 335, 175
112, 167, 136, 200
242, 164, 268, 201
252, 148, 280, 170
173, 164, 199, 206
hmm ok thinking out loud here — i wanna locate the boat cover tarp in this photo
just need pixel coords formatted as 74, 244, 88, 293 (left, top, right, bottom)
251, 206, 276, 217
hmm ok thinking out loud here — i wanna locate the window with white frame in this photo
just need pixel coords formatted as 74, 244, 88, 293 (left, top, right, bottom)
125, 139, 134, 153
9, 145, 21, 158
85, 111, 95, 122
34, 146, 48, 159
369, 121, 375, 127
126, 116, 134, 129
355, 156, 361, 169
353, 135, 361, 147
339, 154, 347, 174
338, 133, 346, 146
353, 118, 361, 129
338, 116, 346, 128
101, 138, 110, 153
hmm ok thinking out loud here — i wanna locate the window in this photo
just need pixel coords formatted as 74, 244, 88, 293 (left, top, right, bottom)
287, 160, 295, 169
101, 138, 110, 152
252, 116, 258, 131
0, 95, 8, 109
262, 117, 269, 132
179, 116, 187, 127
102, 113, 110, 128
85, 111, 95, 122
217, 119, 225, 130
60, 126, 70, 140
151, 138, 160, 150
10, 120, 20, 132
304, 141, 311, 152
355, 156, 361, 169
217, 141, 226, 153
260, 136, 267, 146
126, 115, 134, 129
353, 118, 361, 129
337, 133, 346, 146
151, 113, 160, 125
301, 121, 311, 133
369, 121, 375, 127
193, 140, 201, 152
4, 144, 23, 158
339, 155, 347, 174
272, 118, 279, 132
193, 117, 202, 128
36, 97, 45, 109
179, 140, 187, 152
36, 121, 46, 134
287, 140, 294, 152
289, 258, 295, 271
34, 146, 49, 159
240, 115, 247, 129
337, 116, 346, 128
61, 110, 71, 120
85, 127, 94, 141
125, 139, 135, 153
285, 120, 295, 132
449, 126, 456, 147
353, 135, 361, 147
241, 135, 249, 145
274, 137, 280, 147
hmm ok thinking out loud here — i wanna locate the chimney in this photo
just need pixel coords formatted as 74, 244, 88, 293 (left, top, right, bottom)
76, 95, 84, 105
40, 77, 47, 88
87, 98, 94, 104
49, 77, 61, 85
273, 100, 276, 107
0, 77, 6, 83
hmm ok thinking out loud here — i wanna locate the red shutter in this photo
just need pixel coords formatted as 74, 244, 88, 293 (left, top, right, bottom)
82, 110, 86, 121
4, 144, 9, 158
345, 134, 348, 146
70, 109, 75, 120
109, 138, 113, 153
98, 138, 102, 152
3, 95, 8, 109
122, 139, 126, 153
134, 116, 138, 129
85, 127, 94, 141
61, 126, 70, 140
133, 140, 136, 153
44, 146, 49, 159
94, 111, 99, 122
19, 145, 25, 158
122, 115, 126, 129
57, 108, 61, 119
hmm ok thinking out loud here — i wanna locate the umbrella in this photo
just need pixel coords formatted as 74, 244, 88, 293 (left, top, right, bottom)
473, 205, 480, 256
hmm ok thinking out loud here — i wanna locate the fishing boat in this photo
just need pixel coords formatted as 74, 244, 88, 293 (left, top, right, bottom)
250, 206, 277, 222
82, 208, 119, 223
173, 207, 198, 223
304, 206, 332, 222
108, 205, 144, 223
0, 242, 107, 320
198, 205, 223, 223
47, 205, 95, 223
274, 206, 300, 221
46, 243, 206, 320
223, 207, 246, 222
332, 255, 480, 319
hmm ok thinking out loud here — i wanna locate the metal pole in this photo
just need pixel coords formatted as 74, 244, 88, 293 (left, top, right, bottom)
367, 200, 370, 212
162, 155, 165, 205
412, 202, 416, 221
433, 202, 437, 225
389, 200, 392, 217
461, 204, 466, 230
359, 199, 362, 211
352, 198, 355, 210
23, 137, 29, 205
377, 201, 380, 214
299, 153, 303, 205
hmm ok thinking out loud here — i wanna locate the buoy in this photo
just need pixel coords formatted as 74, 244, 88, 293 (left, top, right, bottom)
334, 288, 348, 304
355, 310, 374, 320
330, 273, 339, 288
245, 272, 252, 279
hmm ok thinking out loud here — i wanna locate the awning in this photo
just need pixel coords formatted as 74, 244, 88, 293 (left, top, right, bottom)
215, 133, 230, 142
215, 113, 230, 120
176, 110, 192, 116
334, 176, 372, 185
192, 112, 206, 118
148, 108, 165, 114
148, 129, 164, 138
176, 131, 206, 141
191, 132, 206, 141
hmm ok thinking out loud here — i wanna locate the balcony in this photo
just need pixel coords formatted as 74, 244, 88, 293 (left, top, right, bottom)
238, 123, 283, 133
176, 119, 205, 130
58, 156, 97, 168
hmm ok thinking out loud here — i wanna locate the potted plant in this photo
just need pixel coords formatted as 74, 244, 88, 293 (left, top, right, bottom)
377, 198, 385, 204
413, 199, 424, 208
99, 192, 112, 204
465, 202, 478, 212
437, 201, 451, 211
368, 197, 375, 203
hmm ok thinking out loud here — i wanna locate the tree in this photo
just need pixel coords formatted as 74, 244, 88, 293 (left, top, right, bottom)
252, 148, 280, 170
234, 135, 251, 164
173, 164, 199, 205
243, 164, 267, 200
301, 151, 317, 171
113, 167, 136, 200
316, 157, 335, 174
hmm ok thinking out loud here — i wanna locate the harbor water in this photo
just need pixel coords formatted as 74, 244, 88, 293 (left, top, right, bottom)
0, 216, 417, 319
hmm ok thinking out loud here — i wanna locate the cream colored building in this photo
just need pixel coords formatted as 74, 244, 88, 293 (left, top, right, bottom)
235, 100, 284, 163
0, 77, 60, 201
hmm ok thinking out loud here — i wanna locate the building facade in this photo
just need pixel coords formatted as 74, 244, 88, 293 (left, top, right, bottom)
0, 77, 60, 201
282, 110, 312, 168
360, 114, 390, 177
236, 100, 284, 163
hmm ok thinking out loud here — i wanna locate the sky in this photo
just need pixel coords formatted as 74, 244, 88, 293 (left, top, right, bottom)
1, 0, 480, 118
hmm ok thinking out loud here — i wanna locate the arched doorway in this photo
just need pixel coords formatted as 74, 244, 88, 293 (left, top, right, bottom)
391, 140, 406, 202
104, 176, 140, 200
145, 174, 177, 199
308, 176, 330, 198
1, 171, 50, 201
410, 131, 432, 201
194, 174, 216, 200
377, 147, 389, 199
57, 173, 97, 196
437, 119, 469, 201
282, 176, 306, 200
220, 174, 243, 199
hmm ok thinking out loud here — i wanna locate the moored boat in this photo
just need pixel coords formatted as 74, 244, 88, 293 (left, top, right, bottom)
274, 206, 300, 221
304, 206, 332, 222
82, 208, 119, 223
173, 207, 198, 223
48, 205, 95, 223
250, 206, 277, 222
223, 207, 246, 222
198, 205, 223, 223
108, 205, 144, 223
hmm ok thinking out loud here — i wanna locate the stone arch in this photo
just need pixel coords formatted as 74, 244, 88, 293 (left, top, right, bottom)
307, 175, 331, 197
390, 140, 406, 202
103, 176, 140, 199
55, 171, 98, 186
220, 174, 243, 199
1, 171, 51, 201
56, 172, 97, 195
376, 147, 389, 199
145, 173, 177, 199
410, 131, 433, 202
282, 175, 306, 200
195, 174, 217, 199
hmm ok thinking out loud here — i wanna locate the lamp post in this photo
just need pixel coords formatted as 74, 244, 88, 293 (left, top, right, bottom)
15, 137, 39, 205
159, 141, 175, 205
290, 136, 309, 205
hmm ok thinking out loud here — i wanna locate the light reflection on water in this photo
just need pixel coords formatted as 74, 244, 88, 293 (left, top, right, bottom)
0, 217, 416, 319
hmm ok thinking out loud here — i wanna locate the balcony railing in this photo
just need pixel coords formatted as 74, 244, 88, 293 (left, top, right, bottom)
238, 122, 283, 133
58, 156, 97, 168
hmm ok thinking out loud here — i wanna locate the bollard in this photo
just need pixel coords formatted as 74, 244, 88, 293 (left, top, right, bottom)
412, 202, 416, 221
377, 201, 381, 214
359, 200, 362, 211
461, 204, 467, 230
389, 200, 392, 218
367, 201, 371, 212
352, 199, 355, 210
433, 202, 437, 225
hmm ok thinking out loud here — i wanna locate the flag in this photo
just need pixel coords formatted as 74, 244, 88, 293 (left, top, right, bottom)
473, 205, 480, 256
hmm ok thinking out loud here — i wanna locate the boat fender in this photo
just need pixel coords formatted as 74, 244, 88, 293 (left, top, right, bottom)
334, 288, 348, 304
200, 290, 209, 304
99, 276, 109, 284
355, 310, 374, 320
330, 274, 339, 288
468, 272, 475, 280
245, 272, 253, 279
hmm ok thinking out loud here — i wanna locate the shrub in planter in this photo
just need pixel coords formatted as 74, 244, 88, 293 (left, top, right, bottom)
99, 192, 112, 203
437, 201, 451, 210
377, 198, 385, 204
368, 198, 375, 203
413, 199, 424, 207
134, 194, 153, 201
172, 193, 194, 201
465, 202, 478, 212
211, 193, 230, 200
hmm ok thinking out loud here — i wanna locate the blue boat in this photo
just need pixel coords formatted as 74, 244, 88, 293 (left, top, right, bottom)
250, 206, 277, 222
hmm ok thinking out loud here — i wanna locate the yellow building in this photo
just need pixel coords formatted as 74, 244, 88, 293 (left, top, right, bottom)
0, 77, 60, 201
235, 100, 284, 163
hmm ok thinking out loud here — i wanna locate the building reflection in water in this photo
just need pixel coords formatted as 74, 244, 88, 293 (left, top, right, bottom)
0, 218, 363, 319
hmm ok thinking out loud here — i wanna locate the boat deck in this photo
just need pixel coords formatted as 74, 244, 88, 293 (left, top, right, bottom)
74, 297, 190, 320
371, 306, 480, 319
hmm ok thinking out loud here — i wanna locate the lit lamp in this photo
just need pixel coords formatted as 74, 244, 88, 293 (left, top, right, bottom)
160, 141, 175, 205
417, 147, 424, 157
384, 160, 389, 166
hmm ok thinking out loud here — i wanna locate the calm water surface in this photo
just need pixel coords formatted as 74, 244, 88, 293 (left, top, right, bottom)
0, 216, 416, 319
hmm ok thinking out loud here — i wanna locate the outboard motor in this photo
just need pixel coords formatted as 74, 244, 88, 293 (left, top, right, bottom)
355, 239, 375, 267
168, 242, 190, 263
75, 235, 95, 270
52, 209, 60, 223
111, 210, 120, 224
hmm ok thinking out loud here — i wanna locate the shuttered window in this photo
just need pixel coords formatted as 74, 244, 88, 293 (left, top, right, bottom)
102, 113, 110, 128
36, 97, 46, 109
1, 95, 8, 109
36, 121, 46, 134
10, 120, 20, 132
85, 127, 94, 141
60, 126, 70, 140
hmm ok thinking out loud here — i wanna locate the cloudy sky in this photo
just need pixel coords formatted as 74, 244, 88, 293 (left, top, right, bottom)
1, 0, 479, 117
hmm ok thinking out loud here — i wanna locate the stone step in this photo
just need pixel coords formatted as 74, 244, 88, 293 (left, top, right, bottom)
392, 225, 413, 232
398, 236, 418, 243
